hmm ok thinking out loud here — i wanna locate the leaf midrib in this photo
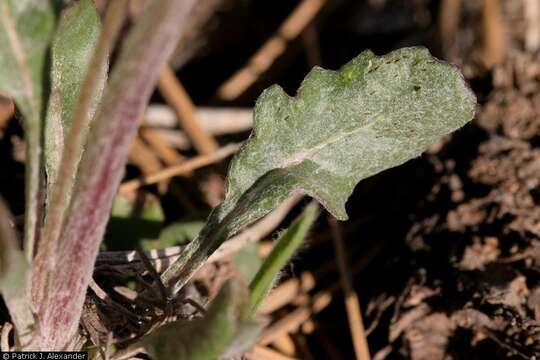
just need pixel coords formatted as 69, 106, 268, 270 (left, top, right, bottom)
280, 117, 378, 169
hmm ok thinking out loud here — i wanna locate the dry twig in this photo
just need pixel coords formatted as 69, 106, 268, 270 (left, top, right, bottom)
145, 105, 252, 132
119, 142, 240, 193
438, 0, 461, 55
157, 66, 219, 154
525, 0, 540, 52
272, 335, 297, 357
247, 345, 298, 360
128, 137, 163, 174
0, 94, 14, 132
258, 272, 316, 315
217, 0, 328, 100
482, 0, 506, 68
329, 217, 371, 360
140, 127, 185, 165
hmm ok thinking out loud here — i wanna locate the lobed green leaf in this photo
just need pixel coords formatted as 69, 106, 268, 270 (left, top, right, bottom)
221, 47, 475, 221
161, 47, 476, 294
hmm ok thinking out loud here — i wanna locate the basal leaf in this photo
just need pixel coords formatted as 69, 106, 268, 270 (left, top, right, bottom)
44, 0, 104, 191
38, 0, 198, 350
30, 0, 124, 321
142, 281, 261, 360
0, 0, 55, 259
161, 47, 476, 294
0, 198, 34, 349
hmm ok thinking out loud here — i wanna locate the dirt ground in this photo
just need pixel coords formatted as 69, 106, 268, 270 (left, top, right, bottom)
305, 1, 540, 358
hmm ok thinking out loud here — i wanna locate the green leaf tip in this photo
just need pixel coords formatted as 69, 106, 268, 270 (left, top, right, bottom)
45, 0, 104, 191
222, 47, 476, 221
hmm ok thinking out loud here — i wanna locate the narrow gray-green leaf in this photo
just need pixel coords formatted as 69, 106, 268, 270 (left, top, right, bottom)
142, 281, 261, 360
161, 47, 476, 294
248, 202, 318, 316
44, 0, 105, 191
0, 0, 55, 260
0, 199, 34, 349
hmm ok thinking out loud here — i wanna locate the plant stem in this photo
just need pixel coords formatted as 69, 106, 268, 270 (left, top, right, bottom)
31, 0, 127, 312
37, 0, 197, 350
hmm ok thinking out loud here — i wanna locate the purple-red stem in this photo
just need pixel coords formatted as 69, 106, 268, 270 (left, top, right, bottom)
37, 0, 196, 350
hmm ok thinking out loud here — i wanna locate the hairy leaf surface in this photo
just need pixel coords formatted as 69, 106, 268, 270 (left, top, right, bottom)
142, 281, 261, 360
161, 47, 476, 294
44, 0, 104, 191
221, 47, 475, 221
0, 0, 55, 259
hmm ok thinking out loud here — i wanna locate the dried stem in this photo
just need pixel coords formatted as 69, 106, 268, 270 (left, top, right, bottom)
119, 142, 240, 193
217, 0, 327, 100
140, 127, 185, 165
328, 217, 371, 360
482, 0, 506, 68
157, 66, 219, 154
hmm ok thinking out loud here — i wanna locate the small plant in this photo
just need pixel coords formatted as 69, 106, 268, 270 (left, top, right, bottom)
0, 0, 475, 357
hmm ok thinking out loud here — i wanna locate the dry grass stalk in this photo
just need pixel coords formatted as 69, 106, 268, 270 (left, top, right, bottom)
272, 335, 297, 357
525, 0, 540, 52
438, 0, 461, 54
217, 0, 328, 100
119, 142, 240, 193
329, 217, 371, 360
0, 95, 14, 132
482, 0, 507, 68
128, 137, 163, 175
139, 127, 185, 165
157, 66, 219, 155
